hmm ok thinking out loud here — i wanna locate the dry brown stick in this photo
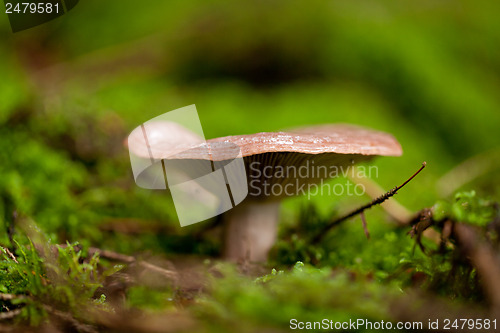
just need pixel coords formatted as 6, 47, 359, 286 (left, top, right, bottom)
348, 169, 412, 225
351, 171, 442, 243
351, 175, 441, 243
312, 162, 426, 243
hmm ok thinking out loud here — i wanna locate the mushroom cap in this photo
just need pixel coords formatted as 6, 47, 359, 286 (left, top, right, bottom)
129, 123, 402, 200
208, 124, 402, 158
130, 124, 401, 161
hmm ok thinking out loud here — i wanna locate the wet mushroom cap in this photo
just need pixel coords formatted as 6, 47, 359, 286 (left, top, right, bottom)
129, 124, 402, 200
209, 124, 402, 157
207, 124, 401, 200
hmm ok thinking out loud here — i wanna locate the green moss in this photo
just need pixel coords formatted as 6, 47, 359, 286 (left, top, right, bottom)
0, 239, 114, 325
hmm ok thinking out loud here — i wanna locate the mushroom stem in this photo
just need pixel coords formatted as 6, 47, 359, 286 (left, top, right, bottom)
223, 201, 280, 262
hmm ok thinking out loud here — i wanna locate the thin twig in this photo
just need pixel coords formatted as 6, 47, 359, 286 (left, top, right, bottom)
311, 162, 426, 243
348, 169, 412, 224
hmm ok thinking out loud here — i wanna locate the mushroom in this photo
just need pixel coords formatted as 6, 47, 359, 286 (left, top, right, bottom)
128, 123, 402, 262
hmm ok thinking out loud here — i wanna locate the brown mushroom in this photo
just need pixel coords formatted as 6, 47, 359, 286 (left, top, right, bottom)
207, 124, 402, 262
128, 124, 402, 262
